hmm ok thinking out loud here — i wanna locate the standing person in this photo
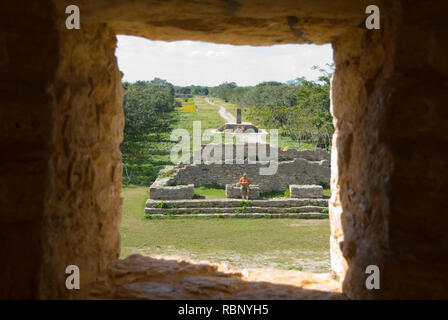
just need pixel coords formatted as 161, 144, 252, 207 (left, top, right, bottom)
239, 173, 251, 200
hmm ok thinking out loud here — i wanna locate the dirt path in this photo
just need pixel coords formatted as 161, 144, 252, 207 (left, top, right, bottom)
205, 97, 236, 123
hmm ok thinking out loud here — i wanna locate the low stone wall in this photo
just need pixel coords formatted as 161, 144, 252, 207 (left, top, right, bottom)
280, 148, 330, 162
149, 183, 194, 200
290, 185, 323, 198
226, 184, 261, 199
193, 143, 330, 163
172, 158, 330, 193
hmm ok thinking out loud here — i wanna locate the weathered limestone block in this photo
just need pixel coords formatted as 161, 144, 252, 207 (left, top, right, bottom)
225, 184, 261, 199
290, 185, 323, 198
149, 184, 195, 200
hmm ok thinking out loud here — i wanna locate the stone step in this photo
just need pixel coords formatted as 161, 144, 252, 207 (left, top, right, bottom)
145, 206, 327, 214
145, 212, 329, 219
146, 198, 329, 208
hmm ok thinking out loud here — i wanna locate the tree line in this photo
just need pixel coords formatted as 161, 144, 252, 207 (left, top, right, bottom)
121, 78, 178, 184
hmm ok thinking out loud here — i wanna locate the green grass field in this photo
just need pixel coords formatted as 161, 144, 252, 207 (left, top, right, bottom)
174, 96, 226, 132
193, 185, 330, 200
120, 185, 331, 273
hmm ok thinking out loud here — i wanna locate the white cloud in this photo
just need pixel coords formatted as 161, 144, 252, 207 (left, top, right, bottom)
115, 36, 333, 86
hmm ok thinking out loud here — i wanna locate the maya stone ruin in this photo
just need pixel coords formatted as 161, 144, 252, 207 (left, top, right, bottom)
148, 110, 331, 201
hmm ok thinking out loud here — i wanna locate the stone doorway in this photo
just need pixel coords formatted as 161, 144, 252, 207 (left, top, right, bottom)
2, 0, 447, 299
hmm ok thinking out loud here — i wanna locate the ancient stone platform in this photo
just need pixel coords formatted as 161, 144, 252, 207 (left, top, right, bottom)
145, 198, 329, 218
148, 144, 331, 201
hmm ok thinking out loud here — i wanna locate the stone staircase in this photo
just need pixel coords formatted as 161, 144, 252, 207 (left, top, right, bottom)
145, 198, 329, 218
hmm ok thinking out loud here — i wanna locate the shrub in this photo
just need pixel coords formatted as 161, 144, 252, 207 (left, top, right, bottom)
235, 208, 247, 214
164, 170, 174, 177
239, 200, 251, 208
153, 201, 168, 208
288, 266, 303, 271
318, 181, 330, 189
260, 188, 290, 199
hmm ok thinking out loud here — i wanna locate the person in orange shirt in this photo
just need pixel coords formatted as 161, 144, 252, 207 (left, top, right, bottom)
239, 173, 251, 200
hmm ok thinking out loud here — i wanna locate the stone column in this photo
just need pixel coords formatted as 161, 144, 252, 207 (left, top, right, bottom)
236, 108, 242, 124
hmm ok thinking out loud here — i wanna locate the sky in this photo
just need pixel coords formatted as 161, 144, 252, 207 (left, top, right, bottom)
116, 35, 333, 87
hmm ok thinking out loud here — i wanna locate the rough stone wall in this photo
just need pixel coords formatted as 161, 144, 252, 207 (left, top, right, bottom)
39, 24, 123, 299
329, 0, 448, 299
169, 158, 330, 193
1, 1, 123, 299
375, 0, 448, 299
328, 5, 399, 298
0, 0, 59, 299
65, 0, 375, 46
149, 184, 195, 200
48, 27, 122, 299
195, 143, 330, 163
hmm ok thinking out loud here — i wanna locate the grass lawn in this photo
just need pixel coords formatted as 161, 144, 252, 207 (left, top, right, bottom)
120, 185, 331, 273
194, 186, 226, 199
174, 96, 226, 132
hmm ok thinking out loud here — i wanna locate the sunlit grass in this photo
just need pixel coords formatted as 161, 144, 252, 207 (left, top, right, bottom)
173, 97, 225, 133
120, 185, 331, 272
194, 186, 226, 199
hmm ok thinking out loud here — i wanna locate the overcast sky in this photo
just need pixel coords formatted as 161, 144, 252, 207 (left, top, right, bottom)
116, 35, 333, 87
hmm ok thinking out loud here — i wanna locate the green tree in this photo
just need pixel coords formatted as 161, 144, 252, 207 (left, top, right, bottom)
121, 78, 177, 184
122, 78, 175, 140
234, 65, 334, 149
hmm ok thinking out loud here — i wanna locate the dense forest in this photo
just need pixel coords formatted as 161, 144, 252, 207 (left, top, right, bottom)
121, 65, 333, 184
